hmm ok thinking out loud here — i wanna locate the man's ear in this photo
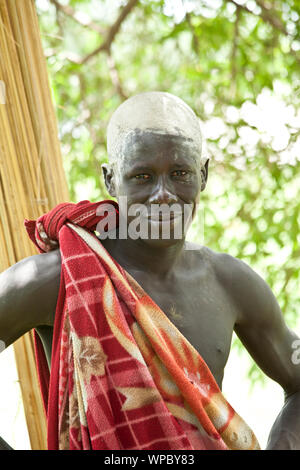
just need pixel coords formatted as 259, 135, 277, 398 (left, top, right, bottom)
101, 163, 117, 197
200, 158, 209, 191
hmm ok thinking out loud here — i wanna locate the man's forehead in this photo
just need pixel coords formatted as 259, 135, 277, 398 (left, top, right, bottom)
119, 130, 201, 171
122, 128, 197, 150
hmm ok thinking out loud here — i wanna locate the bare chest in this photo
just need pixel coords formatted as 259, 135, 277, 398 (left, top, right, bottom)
37, 259, 238, 389
125, 268, 237, 388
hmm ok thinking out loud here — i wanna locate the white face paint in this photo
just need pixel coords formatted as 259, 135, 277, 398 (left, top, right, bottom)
106, 91, 202, 165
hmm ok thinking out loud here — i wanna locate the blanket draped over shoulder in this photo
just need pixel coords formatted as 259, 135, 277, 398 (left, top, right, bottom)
24, 200, 260, 450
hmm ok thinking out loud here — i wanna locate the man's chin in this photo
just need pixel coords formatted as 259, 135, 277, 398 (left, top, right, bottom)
138, 235, 185, 249
127, 216, 190, 246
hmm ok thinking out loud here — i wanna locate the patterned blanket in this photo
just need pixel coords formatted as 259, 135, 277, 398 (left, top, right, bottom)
24, 200, 260, 450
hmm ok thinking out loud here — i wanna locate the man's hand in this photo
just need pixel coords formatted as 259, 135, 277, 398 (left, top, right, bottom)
266, 391, 300, 450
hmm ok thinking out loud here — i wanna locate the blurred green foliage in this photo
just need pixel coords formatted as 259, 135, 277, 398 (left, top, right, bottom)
36, 0, 300, 386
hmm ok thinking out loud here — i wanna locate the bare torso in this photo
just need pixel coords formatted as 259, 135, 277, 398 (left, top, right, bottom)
2, 229, 300, 451
36, 240, 238, 389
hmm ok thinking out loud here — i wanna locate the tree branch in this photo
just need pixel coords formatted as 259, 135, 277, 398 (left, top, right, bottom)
107, 53, 128, 100
225, 0, 300, 65
230, 5, 241, 94
80, 0, 139, 65
185, 13, 199, 54
49, 1, 133, 100
226, 0, 290, 37
49, 0, 105, 35
254, 0, 289, 37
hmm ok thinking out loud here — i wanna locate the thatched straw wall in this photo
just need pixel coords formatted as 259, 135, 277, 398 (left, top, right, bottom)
0, 0, 69, 449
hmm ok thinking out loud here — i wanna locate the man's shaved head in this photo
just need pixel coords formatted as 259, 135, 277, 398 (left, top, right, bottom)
106, 91, 202, 166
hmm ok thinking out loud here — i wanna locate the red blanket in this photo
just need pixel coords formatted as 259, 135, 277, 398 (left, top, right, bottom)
24, 200, 260, 450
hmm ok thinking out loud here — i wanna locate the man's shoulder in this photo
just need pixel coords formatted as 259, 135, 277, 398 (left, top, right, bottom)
201, 247, 277, 320
195, 245, 257, 282
186, 243, 266, 298
3, 248, 61, 286
30, 248, 62, 280
0, 249, 62, 341
184, 241, 245, 274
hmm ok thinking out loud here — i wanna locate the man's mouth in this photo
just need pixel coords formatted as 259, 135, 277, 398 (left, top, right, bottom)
147, 213, 182, 221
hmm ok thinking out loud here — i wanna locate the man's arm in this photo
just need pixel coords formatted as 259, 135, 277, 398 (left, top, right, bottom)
217, 253, 300, 450
0, 249, 61, 348
0, 250, 61, 450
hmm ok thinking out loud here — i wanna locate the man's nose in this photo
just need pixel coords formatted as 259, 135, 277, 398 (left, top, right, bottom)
148, 178, 177, 204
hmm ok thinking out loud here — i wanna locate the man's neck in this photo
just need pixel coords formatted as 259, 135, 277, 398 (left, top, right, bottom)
101, 235, 186, 279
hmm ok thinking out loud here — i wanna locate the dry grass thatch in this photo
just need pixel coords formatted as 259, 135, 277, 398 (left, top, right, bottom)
0, 0, 69, 449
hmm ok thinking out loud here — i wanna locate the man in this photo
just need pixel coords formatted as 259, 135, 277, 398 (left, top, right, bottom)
0, 92, 300, 450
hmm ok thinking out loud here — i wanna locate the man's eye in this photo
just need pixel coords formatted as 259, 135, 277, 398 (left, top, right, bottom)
172, 170, 188, 177
134, 174, 151, 180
